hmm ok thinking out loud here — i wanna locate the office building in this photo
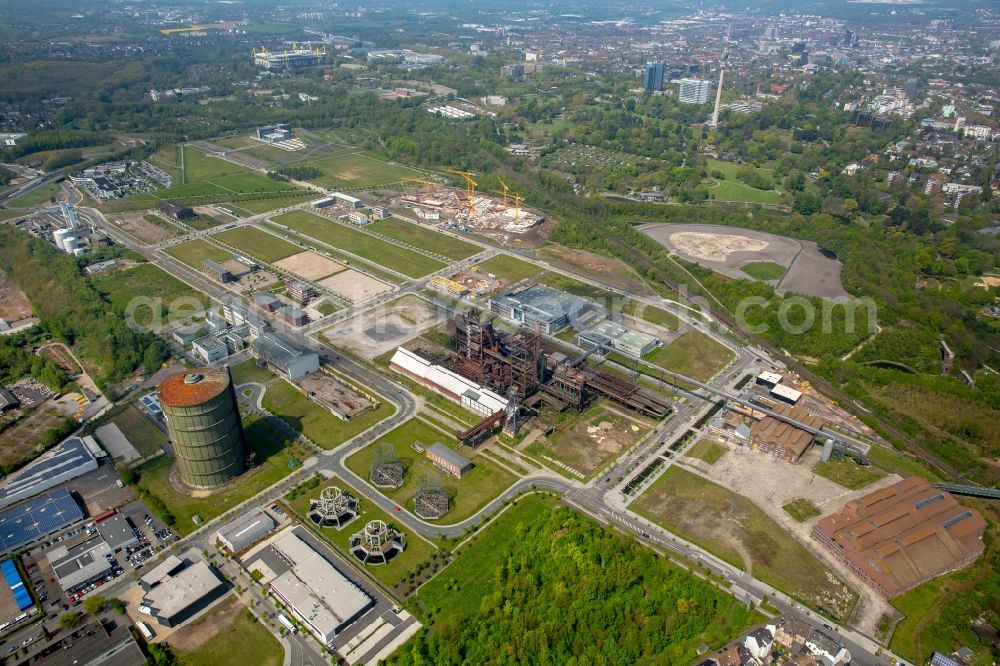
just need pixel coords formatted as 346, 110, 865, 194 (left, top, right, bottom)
489, 284, 596, 334
577, 320, 657, 358
216, 508, 276, 553
643, 62, 665, 92
677, 78, 712, 104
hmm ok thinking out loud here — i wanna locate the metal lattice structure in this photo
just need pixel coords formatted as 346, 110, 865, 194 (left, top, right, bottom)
308, 486, 358, 529
349, 520, 406, 565
413, 473, 451, 520
369, 443, 404, 489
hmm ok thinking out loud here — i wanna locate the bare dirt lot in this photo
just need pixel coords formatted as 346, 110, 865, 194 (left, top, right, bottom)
641, 223, 848, 301
537, 245, 655, 297
0, 273, 33, 321
319, 269, 394, 302
321, 295, 444, 359
274, 250, 346, 281
531, 403, 650, 478
115, 211, 179, 244
167, 594, 241, 652
683, 443, 902, 633
0, 396, 80, 466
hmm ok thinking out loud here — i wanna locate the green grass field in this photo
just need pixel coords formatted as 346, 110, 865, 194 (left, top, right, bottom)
90, 263, 206, 313
344, 418, 517, 523
706, 158, 782, 205
225, 193, 316, 216
260, 377, 395, 450
540, 272, 617, 302
813, 458, 886, 490
782, 498, 821, 522
624, 299, 681, 330
741, 261, 787, 281
270, 211, 445, 278
282, 475, 436, 592
6, 182, 62, 208
0, 209, 27, 222
685, 439, 725, 465
644, 329, 735, 382
177, 598, 283, 666
230, 358, 275, 386
367, 218, 479, 260
109, 404, 166, 458
298, 152, 423, 188
164, 239, 231, 268
140, 145, 302, 202
133, 413, 299, 535
213, 225, 301, 263
632, 466, 857, 621
474, 254, 542, 283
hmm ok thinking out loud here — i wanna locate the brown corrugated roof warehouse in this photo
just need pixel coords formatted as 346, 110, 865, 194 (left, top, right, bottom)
812, 476, 986, 598
748, 403, 823, 463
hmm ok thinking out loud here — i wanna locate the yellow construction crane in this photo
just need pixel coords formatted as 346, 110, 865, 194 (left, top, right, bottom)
495, 177, 510, 207
441, 168, 478, 226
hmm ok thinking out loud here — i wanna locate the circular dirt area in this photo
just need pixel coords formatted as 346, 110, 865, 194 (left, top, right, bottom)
641, 223, 849, 302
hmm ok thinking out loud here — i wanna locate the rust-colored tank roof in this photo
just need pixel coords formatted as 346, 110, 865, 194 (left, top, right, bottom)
157, 368, 231, 407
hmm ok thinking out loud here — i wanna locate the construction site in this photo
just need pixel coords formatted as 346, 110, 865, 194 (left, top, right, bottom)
392, 308, 672, 447
389, 171, 544, 239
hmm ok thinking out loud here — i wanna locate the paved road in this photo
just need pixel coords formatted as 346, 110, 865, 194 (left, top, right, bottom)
76, 201, 904, 666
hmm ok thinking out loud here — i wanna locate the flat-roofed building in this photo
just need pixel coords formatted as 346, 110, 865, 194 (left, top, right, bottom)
47, 538, 113, 592
96, 514, 139, 552
0, 437, 98, 509
253, 292, 281, 312
286, 282, 317, 303
578, 320, 658, 358
771, 383, 803, 405
747, 403, 823, 463
251, 332, 319, 381
216, 508, 276, 553
813, 476, 986, 598
489, 284, 596, 334
347, 211, 369, 225
139, 559, 225, 627
424, 442, 472, 478
158, 201, 194, 220
192, 335, 229, 364
139, 555, 185, 591
201, 259, 234, 284
277, 305, 309, 327
331, 192, 362, 209
756, 371, 782, 388
267, 529, 373, 645
33, 620, 144, 666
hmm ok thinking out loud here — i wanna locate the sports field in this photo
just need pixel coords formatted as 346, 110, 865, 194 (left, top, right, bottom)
270, 211, 446, 278
164, 239, 231, 268
298, 152, 423, 188
213, 226, 301, 263
367, 218, 479, 260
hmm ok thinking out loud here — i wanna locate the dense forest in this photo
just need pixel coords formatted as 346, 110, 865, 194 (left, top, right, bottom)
0, 227, 168, 391
395, 502, 760, 665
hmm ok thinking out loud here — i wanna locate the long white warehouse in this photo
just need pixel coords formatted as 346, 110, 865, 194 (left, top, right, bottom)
389, 347, 507, 417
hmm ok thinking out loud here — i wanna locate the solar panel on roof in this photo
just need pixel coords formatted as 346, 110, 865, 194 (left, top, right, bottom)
0, 490, 83, 554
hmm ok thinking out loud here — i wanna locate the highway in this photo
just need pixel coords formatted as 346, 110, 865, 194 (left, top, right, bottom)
73, 200, 905, 666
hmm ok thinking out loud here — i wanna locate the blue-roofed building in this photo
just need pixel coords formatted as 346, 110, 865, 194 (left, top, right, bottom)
0, 489, 84, 555
1, 559, 32, 610
0, 438, 98, 509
